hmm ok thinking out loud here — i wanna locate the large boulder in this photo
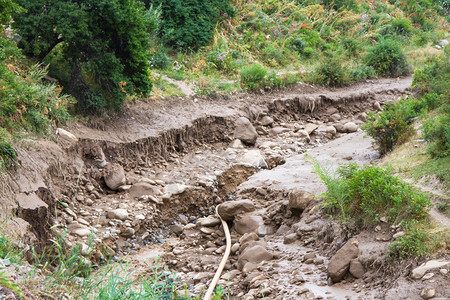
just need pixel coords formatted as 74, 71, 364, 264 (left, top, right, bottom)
129, 182, 160, 198
217, 200, 255, 221
237, 245, 273, 270
234, 117, 258, 145
56, 128, 78, 145
343, 122, 358, 133
328, 238, 359, 283
288, 189, 314, 212
234, 215, 264, 235
104, 163, 126, 190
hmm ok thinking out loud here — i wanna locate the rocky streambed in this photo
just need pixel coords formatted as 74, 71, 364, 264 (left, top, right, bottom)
1, 77, 449, 299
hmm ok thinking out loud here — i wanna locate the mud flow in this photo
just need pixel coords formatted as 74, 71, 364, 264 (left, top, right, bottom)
4, 77, 449, 299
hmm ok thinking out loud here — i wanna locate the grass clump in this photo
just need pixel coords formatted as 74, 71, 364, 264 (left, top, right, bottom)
311, 160, 431, 226
313, 57, 350, 87
364, 39, 409, 77
240, 63, 268, 90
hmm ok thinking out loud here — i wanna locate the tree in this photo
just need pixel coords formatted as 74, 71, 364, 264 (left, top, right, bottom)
13, 0, 154, 112
145, 0, 234, 49
0, 0, 22, 31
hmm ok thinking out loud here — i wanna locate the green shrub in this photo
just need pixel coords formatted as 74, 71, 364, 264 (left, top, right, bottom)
388, 220, 446, 259
149, 52, 170, 70
291, 38, 306, 54
412, 56, 450, 97
0, 130, 17, 171
240, 63, 268, 90
262, 44, 286, 66
385, 17, 412, 36
364, 39, 409, 77
314, 58, 350, 87
362, 98, 423, 154
351, 65, 376, 81
311, 160, 431, 226
422, 107, 450, 158
302, 47, 314, 58
147, 0, 234, 49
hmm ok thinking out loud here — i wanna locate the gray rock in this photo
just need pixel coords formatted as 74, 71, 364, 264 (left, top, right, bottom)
288, 189, 314, 212
234, 215, 264, 235
164, 184, 189, 197
349, 259, 365, 278
304, 123, 319, 135
260, 116, 274, 126
330, 113, 341, 122
420, 288, 436, 299
234, 117, 258, 145
270, 126, 291, 135
107, 209, 129, 221
343, 122, 358, 133
121, 227, 135, 237
326, 125, 337, 136
104, 163, 126, 190
169, 224, 184, 235
373, 101, 382, 111
217, 200, 255, 221
357, 112, 367, 122
69, 222, 91, 237
284, 233, 298, 244
240, 150, 268, 169
199, 215, 221, 227
229, 139, 245, 149
328, 238, 359, 283
239, 232, 259, 245
412, 260, 450, 279
238, 245, 273, 270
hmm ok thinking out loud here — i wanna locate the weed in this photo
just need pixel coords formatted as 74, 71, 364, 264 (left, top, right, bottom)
388, 219, 448, 259
310, 158, 431, 226
240, 63, 267, 90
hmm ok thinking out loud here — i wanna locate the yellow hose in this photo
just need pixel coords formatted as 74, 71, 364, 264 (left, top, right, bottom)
203, 205, 232, 300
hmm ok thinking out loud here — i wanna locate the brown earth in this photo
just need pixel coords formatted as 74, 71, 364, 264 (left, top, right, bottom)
1, 76, 449, 299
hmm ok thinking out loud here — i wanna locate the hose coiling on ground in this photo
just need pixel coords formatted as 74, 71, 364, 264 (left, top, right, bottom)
203, 205, 231, 300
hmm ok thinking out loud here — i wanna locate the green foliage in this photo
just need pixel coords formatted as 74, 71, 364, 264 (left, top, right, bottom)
351, 65, 376, 81
13, 0, 153, 113
412, 56, 450, 97
147, 0, 234, 49
322, 0, 360, 12
388, 220, 448, 259
311, 159, 431, 226
423, 107, 450, 157
0, 271, 23, 299
381, 17, 412, 37
364, 39, 409, 77
314, 57, 350, 87
208, 49, 236, 73
362, 98, 424, 154
240, 63, 268, 90
149, 52, 170, 70
0, 0, 23, 29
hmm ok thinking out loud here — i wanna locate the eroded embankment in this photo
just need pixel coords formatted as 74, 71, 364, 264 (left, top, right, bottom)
4, 76, 441, 300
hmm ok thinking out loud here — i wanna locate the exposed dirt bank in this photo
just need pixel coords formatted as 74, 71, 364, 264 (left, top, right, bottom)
2, 76, 448, 299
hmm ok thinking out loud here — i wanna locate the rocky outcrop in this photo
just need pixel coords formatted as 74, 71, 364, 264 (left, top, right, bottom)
217, 200, 255, 221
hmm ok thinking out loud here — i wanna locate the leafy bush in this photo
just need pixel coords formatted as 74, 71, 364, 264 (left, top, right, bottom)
314, 58, 350, 87
364, 39, 409, 77
291, 38, 306, 54
381, 17, 412, 37
423, 107, 450, 158
362, 98, 423, 154
351, 65, 376, 81
147, 0, 234, 49
311, 160, 431, 226
240, 63, 268, 90
412, 56, 450, 96
149, 52, 170, 70
302, 47, 314, 58
388, 220, 447, 259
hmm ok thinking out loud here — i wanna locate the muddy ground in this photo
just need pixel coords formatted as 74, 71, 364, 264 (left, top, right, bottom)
1, 76, 449, 299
